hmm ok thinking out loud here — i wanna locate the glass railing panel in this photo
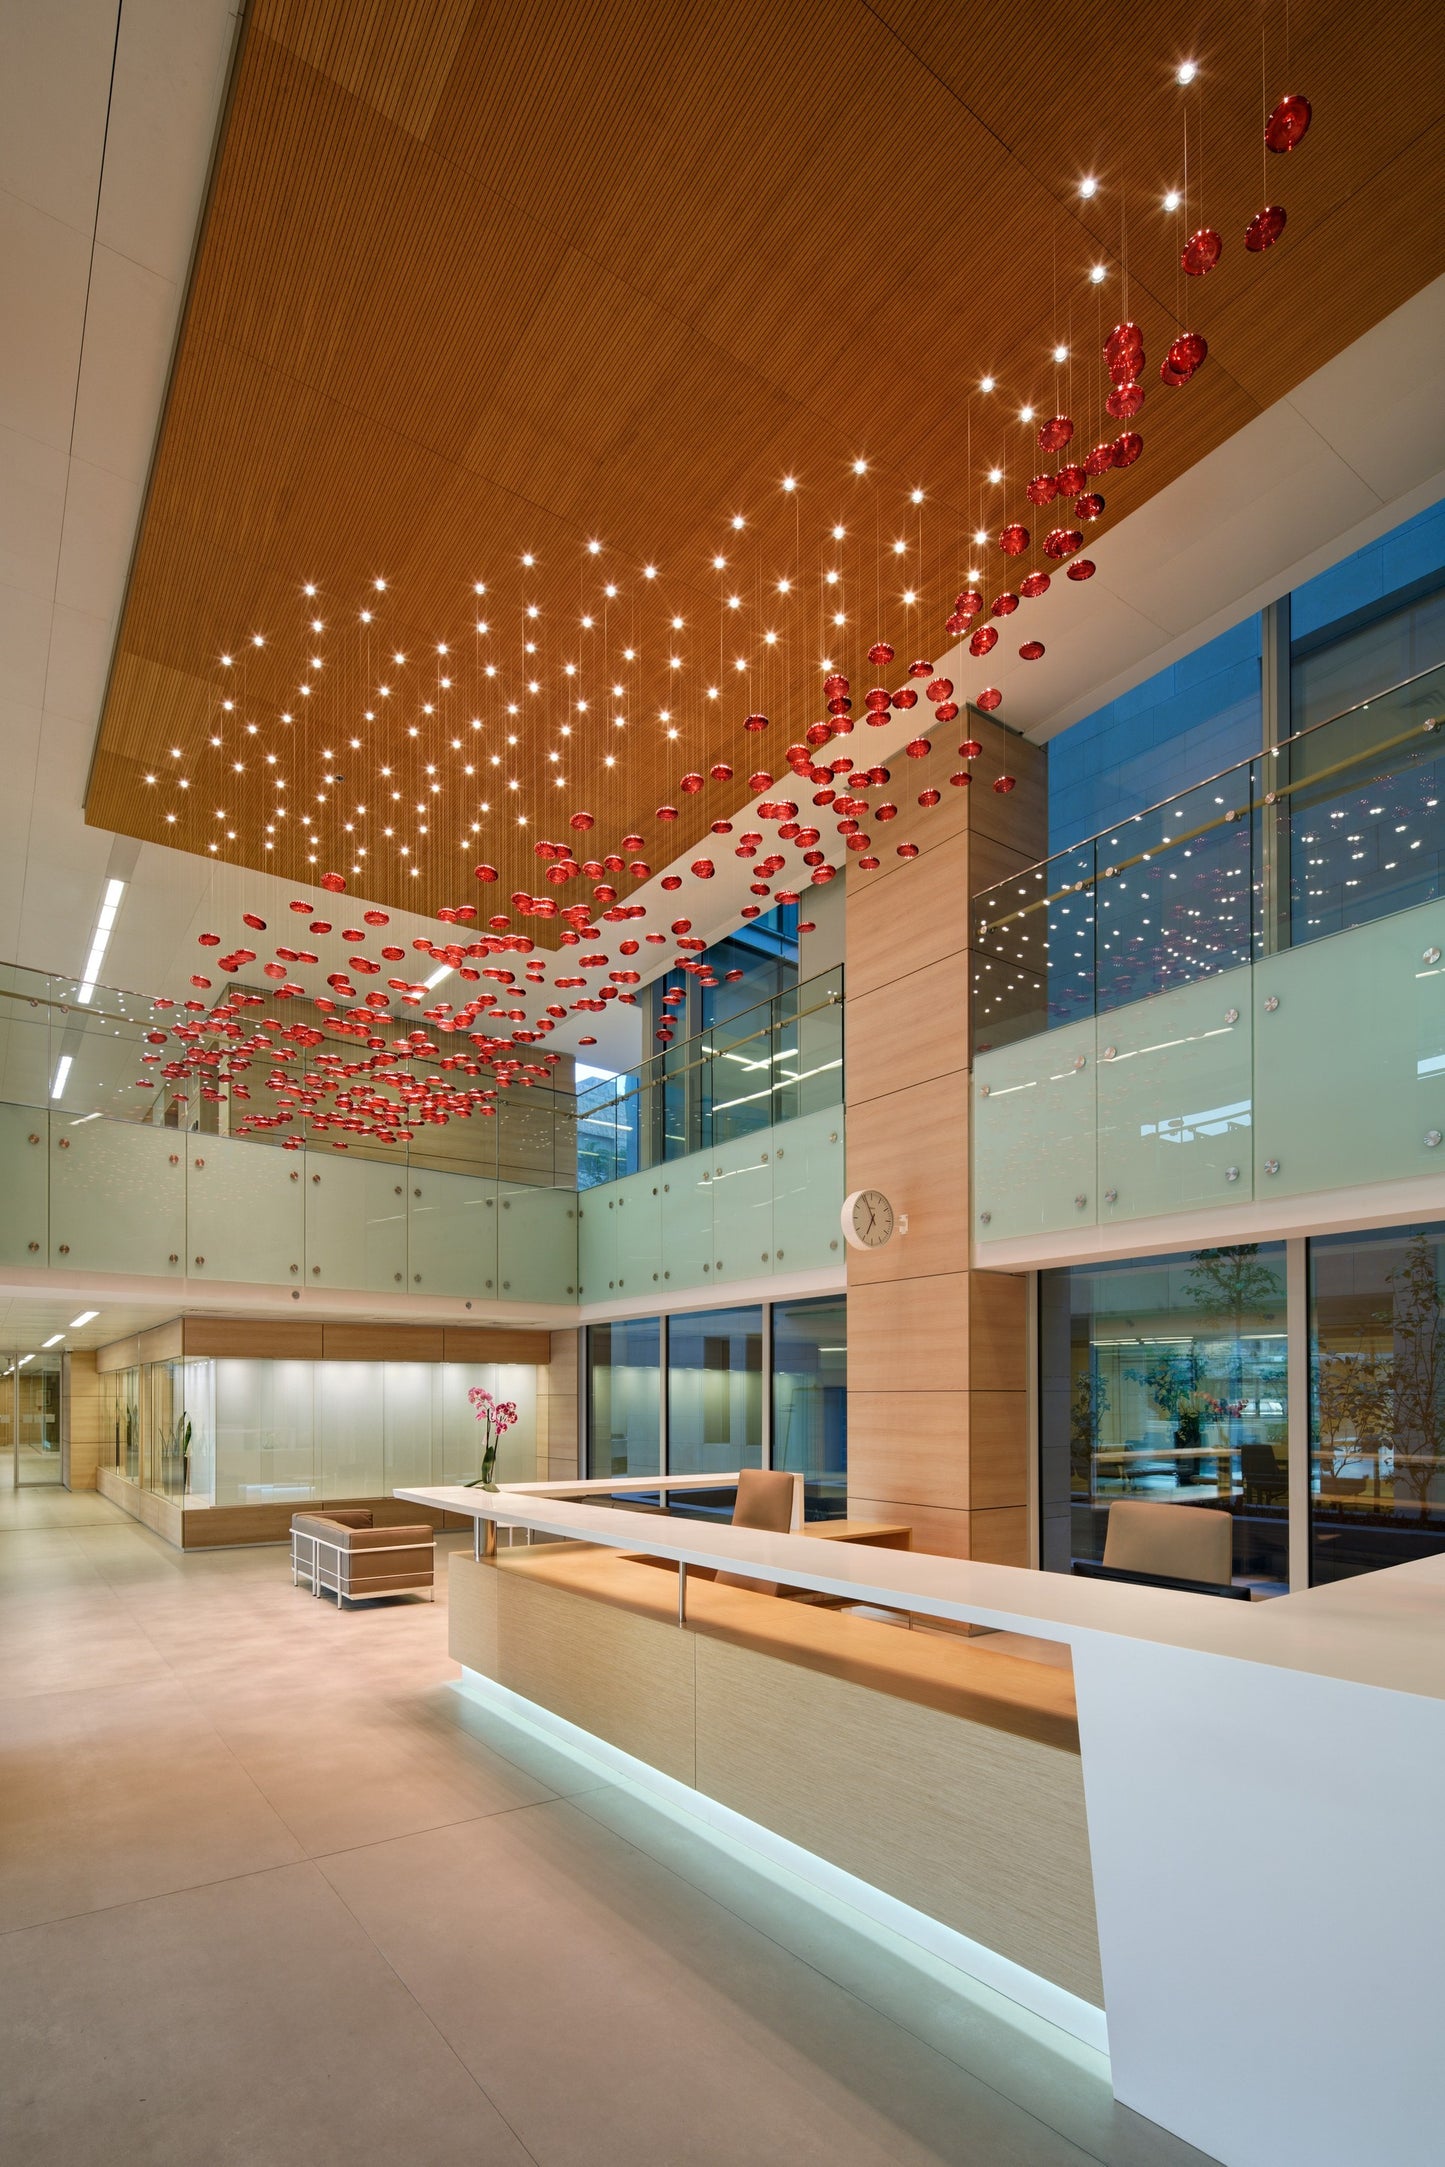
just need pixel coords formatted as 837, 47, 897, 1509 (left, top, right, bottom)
971, 845, 1094, 1054
1094, 767, 1257, 1015
973, 662, 1445, 1053
1285, 666, 1445, 945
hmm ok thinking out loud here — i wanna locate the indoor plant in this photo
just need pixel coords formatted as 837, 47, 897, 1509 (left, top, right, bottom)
463, 1386, 518, 1489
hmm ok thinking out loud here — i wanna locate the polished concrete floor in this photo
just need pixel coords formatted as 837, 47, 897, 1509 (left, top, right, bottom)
0, 1486, 1216, 2167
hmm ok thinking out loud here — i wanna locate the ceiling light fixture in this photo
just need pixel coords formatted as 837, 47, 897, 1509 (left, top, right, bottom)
77, 876, 126, 1005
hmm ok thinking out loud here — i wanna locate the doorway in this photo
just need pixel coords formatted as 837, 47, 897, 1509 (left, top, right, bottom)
2, 1352, 64, 1486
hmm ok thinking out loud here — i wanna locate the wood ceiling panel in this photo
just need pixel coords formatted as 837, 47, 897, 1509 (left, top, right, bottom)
88, 0, 1445, 922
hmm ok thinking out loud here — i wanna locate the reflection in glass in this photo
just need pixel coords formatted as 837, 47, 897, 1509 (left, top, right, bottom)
1040, 1243, 1288, 1592
1310, 1224, 1445, 1583
2, 1350, 63, 1485
667, 1306, 763, 1480
587, 1319, 661, 1479
771, 1294, 847, 1518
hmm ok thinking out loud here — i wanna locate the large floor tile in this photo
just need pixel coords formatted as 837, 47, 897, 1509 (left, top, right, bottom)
319, 1803, 1108, 2167
0, 1676, 304, 1932
0, 1861, 535, 2166
197, 1681, 564, 1855
566, 1776, 1213, 2167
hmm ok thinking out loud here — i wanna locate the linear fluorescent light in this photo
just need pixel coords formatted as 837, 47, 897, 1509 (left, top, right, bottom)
70, 1112, 102, 1125
41, 1333, 64, 1348
51, 1054, 73, 1099
77, 876, 127, 1004
423, 964, 452, 989
69, 1310, 98, 1328
18, 1353, 34, 1366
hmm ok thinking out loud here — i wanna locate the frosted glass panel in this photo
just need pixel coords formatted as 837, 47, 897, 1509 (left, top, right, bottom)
382, 1364, 437, 1492
1253, 898, 1445, 1196
973, 1019, 1097, 1242
50, 1119, 186, 1277
612, 1170, 663, 1299
659, 1160, 713, 1293
576, 1186, 618, 1301
213, 1359, 316, 1505
306, 1158, 408, 1293
1096, 971, 1254, 1220
318, 1362, 385, 1497
408, 1172, 498, 1296
0, 1105, 48, 1266
712, 1133, 773, 1284
768, 1109, 844, 1273
497, 1184, 576, 1302
187, 1133, 303, 1286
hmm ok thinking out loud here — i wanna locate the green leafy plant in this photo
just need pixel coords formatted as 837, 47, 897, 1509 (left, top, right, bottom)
1384, 1231, 1444, 1522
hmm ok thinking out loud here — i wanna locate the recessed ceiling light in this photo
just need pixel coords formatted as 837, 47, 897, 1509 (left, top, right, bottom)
70, 1310, 98, 1329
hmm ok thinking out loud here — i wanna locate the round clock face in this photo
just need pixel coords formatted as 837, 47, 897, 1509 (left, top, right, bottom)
842, 1188, 895, 1250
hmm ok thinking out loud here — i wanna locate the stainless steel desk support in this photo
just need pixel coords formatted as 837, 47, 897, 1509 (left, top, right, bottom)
677, 1559, 687, 1626
475, 1517, 497, 1561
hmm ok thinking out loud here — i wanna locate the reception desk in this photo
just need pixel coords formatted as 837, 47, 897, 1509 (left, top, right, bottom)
399, 1479, 1445, 2167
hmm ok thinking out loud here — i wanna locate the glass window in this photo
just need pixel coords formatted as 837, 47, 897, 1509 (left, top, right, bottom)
1309, 1224, 1445, 1584
667, 1305, 763, 1480
1046, 616, 1262, 857
587, 1319, 661, 1479
1292, 587, 1445, 734
1040, 1244, 1288, 1592
771, 1294, 847, 1519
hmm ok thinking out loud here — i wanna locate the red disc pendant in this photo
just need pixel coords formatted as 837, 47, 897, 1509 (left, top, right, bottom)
1245, 203, 1288, 252
1181, 227, 1223, 277
1265, 94, 1311, 153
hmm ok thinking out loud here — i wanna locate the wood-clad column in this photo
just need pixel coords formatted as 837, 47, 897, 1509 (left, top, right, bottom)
538, 1327, 581, 1481
844, 715, 1045, 1561
62, 1350, 106, 1491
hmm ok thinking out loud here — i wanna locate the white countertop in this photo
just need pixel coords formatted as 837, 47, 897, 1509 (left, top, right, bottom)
398, 1481, 1445, 1702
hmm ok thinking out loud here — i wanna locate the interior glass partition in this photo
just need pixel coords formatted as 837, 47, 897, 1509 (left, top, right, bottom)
1039, 1243, 1289, 1593
3, 1350, 63, 1485
771, 1293, 847, 1518
586, 1319, 662, 1479
1309, 1223, 1445, 1584
666, 1305, 764, 1483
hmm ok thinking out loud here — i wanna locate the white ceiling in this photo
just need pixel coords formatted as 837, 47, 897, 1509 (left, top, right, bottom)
0, 1291, 175, 1354
2, 3, 1442, 1096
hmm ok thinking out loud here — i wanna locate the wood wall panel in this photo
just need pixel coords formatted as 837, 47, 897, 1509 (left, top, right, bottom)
844, 956, 972, 1109
842, 1075, 968, 1285
62, 1350, 106, 1492
180, 1317, 325, 1360
695, 1633, 1101, 2004
848, 1275, 971, 1396
456, 1555, 697, 1784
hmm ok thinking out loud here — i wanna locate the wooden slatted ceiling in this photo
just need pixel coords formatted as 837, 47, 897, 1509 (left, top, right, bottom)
87, 0, 1445, 922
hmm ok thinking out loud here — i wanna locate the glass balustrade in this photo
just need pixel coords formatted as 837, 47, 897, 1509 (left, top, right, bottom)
574, 966, 844, 1188
972, 661, 1445, 1055
0, 956, 846, 1299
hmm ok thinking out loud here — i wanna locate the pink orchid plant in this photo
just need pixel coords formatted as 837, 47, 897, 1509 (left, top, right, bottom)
465, 1385, 518, 1489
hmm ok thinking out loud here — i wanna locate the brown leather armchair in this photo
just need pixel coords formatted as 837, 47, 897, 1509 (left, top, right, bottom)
291, 1509, 435, 1606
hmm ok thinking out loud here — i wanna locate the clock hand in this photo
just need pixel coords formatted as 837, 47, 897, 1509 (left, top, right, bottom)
863, 1203, 876, 1236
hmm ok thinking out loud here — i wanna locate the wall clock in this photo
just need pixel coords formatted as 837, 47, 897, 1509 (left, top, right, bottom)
841, 1188, 896, 1250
